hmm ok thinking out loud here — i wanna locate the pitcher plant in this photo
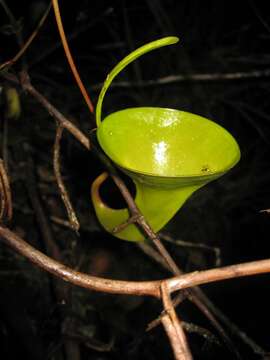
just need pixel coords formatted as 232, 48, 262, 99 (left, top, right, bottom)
91, 37, 241, 242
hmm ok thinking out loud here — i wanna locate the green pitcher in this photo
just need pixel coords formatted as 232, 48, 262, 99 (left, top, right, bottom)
91, 37, 241, 242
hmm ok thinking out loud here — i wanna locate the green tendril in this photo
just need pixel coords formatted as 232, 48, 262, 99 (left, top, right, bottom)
95, 36, 179, 127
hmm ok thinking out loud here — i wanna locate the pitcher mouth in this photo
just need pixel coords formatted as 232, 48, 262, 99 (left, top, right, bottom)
96, 107, 241, 181
113, 154, 240, 180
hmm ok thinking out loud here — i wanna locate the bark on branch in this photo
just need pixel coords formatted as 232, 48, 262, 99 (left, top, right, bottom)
1, 225, 270, 299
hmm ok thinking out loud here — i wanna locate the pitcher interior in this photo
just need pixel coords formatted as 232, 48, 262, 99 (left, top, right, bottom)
97, 107, 240, 178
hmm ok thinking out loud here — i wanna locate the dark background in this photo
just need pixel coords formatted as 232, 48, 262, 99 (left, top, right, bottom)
0, 1, 270, 359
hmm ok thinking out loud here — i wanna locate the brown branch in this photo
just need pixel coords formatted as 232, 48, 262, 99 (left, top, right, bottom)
0, 225, 160, 297
53, 124, 80, 232
0, 2, 51, 71
160, 232, 221, 267
147, 317, 221, 347
160, 283, 193, 360
24, 154, 80, 360
29, 7, 113, 68
112, 214, 144, 233
0, 159, 12, 222
52, 0, 94, 114
140, 240, 266, 356
1, 225, 270, 359
1, 224, 270, 300
90, 69, 270, 91
17, 71, 90, 150
25, 154, 63, 262
166, 259, 270, 293
0, 171, 6, 220
201, 299, 268, 357
137, 241, 171, 271
0, 0, 24, 49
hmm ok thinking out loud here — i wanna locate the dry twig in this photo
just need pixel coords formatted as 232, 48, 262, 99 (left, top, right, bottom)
0, 159, 12, 222
52, 0, 94, 114
0, 2, 51, 72
1, 225, 270, 299
161, 282, 192, 360
90, 69, 270, 91
53, 124, 80, 232
24, 154, 80, 360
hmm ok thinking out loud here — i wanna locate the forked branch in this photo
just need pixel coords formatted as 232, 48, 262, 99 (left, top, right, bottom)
1, 225, 270, 299
161, 283, 192, 360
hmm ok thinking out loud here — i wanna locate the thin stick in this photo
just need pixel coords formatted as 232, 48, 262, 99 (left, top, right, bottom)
0, 0, 23, 48
0, 159, 12, 221
147, 317, 221, 347
51, 0, 94, 114
0, 225, 160, 297
0, 2, 51, 71
160, 283, 193, 360
160, 232, 221, 267
0, 170, 5, 220
140, 234, 265, 356
1, 225, 270, 298
166, 259, 270, 293
24, 154, 80, 360
18, 71, 90, 150
90, 69, 270, 91
53, 124, 80, 232
30, 7, 113, 68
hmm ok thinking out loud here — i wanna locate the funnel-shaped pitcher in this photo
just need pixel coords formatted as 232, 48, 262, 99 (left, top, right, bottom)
91, 38, 240, 242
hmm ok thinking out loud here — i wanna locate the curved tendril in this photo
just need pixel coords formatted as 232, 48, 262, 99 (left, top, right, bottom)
95, 36, 179, 127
